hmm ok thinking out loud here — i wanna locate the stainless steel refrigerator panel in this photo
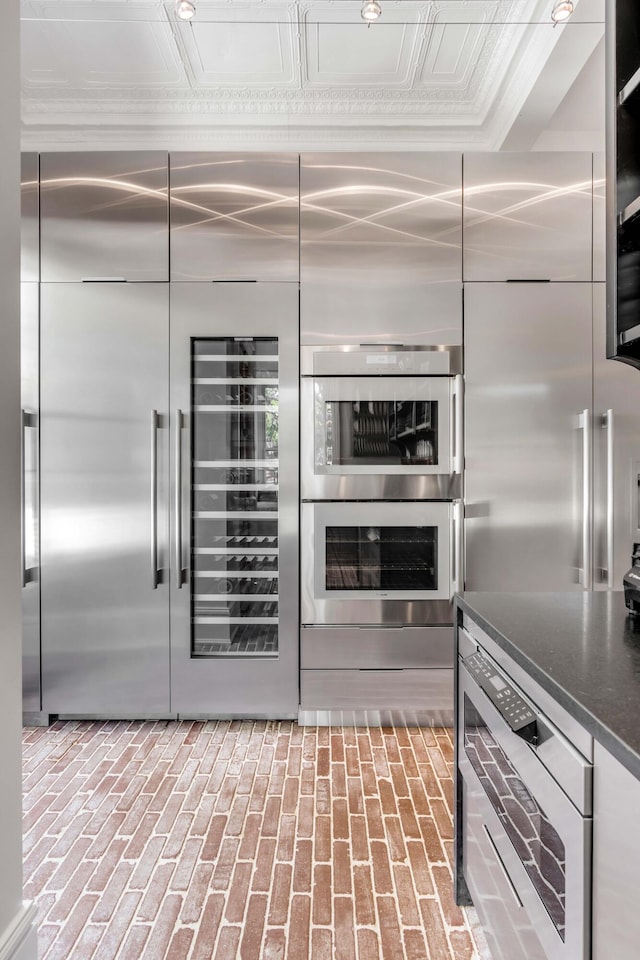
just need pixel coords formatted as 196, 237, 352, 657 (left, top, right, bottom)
464, 283, 593, 591
170, 153, 299, 281
593, 152, 606, 283
40, 152, 168, 281
170, 282, 299, 717
463, 153, 594, 281
300, 152, 462, 344
40, 283, 170, 714
300, 626, 454, 669
21, 153, 39, 282
593, 283, 640, 589
21, 282, 40, 712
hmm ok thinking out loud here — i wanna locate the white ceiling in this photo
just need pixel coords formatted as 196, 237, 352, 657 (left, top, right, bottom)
20, 0, 605, 150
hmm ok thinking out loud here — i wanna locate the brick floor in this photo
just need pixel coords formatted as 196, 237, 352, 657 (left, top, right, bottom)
23, 720, 490, 959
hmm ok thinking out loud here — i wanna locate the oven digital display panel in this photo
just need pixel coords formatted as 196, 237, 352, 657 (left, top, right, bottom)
325, 525, 437, 592
464, 695, 567, 939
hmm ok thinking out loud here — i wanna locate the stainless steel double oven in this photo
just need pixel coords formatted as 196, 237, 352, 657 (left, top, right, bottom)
300, 343, 463, 721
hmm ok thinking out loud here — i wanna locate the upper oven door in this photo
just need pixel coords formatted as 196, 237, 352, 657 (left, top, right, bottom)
302, 375, 457, 500
301, 500, 454, 625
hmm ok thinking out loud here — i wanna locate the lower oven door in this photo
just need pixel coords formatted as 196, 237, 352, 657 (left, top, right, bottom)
301, 500, 453, 625
458, 667, 590, 960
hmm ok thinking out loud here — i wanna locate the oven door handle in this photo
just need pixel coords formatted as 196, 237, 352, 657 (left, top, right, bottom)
451, 501, 463, 598
453, 374, 463, 476
482, 824, 523, 908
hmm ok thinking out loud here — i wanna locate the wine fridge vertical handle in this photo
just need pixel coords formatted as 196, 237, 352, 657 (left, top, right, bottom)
21, 410, 28, 588
453, 374, 463, 475
151, 410, 159, 589
581, 409, 592, 590
605, 409, 614, 589
175, 409, 184, 589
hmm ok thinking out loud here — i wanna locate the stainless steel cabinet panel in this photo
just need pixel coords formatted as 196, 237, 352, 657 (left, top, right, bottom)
593, 153, 606, 283
170, 282, 299, 718
593, 283, 640, 589
592, 742, 640, 960
40, 283, 170, 714
21, 153, 39, 282
300, 668, 453, 713
170, 153, 299, 281
40, 152, 168, 281
463, 153, 594, 281
21, 283, 40, 712
301, 152, 462, 344
300, 626, 454, 669
464, 283, 593, 591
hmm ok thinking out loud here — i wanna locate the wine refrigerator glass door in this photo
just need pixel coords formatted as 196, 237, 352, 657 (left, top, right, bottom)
170, 283, 299, 717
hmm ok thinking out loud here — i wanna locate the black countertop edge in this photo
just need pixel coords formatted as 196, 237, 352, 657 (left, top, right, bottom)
455, 593, 640, 784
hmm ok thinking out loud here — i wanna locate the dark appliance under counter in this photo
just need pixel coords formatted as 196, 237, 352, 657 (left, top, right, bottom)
454, 591, 640, 960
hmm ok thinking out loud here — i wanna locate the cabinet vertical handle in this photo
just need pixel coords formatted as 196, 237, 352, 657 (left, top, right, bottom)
580, 409, 592, 590
21, 410, 28, 588
605, 409, 614, 589
151, 410, 159, 589
175, 409, 184, 589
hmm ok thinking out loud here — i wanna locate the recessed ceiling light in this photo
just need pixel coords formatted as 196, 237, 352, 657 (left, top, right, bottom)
551, 1, 574, 23
176, 0, 196, 21
361, 0, 382, 23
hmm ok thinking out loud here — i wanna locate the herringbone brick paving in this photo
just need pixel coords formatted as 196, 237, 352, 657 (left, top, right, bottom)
22, 720, 488, 959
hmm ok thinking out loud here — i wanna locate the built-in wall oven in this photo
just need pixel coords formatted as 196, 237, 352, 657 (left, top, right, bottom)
456, 623, 592, 960
301, 344, 462, 500
299, 343, 463, 724
301, 500, 454, 625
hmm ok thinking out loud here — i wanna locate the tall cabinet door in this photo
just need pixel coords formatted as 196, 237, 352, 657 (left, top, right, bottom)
593, 282, 640, 589
170, 283, 299, 717
464, 283, 593, 591
40, 283, 170, 714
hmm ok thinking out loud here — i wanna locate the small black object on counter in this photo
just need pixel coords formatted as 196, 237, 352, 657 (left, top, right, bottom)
623, 542, 640, 615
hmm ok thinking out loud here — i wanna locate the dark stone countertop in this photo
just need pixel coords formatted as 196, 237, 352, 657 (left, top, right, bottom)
455, 591, 640, 780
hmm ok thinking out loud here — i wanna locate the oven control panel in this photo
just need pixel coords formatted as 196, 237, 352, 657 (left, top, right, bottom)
463, 651, 537, 743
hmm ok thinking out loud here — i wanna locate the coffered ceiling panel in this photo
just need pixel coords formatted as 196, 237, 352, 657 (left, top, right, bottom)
179, 18, 297, 86
19, 0, 605, 150
305, 23, 416, 86
22, 3, 185, 87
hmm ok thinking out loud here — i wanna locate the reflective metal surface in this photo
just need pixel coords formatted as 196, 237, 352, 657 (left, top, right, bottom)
302, 376, 455, 500
458, 656, 591, 960
40, 283, 170, 714
300, 152, 462, 344
21, 283, 40, 713
300, 668, 453, 722
593, 152, 606, 283
593, 282, 640, 589
592, 742, 640, 960
302, 501, 452, 625
21, 153, 39, 282
170, 153, 299, 281
40, 152, 168, 281
301, 343, 461, 500
463, 152, 594, 281
464, 283, 593, 592
170, 282, 298, 717
300, 625, 453, 669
